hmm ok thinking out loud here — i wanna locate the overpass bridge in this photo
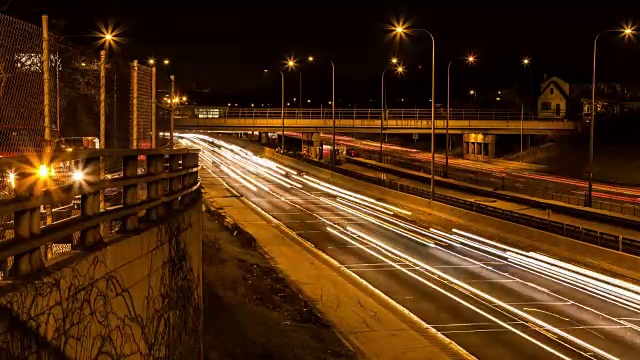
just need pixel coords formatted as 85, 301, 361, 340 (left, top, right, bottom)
174, 107, 578, 135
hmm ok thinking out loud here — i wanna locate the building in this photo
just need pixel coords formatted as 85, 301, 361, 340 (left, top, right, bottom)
538, 76, 569, 118
537, 75, 622, 121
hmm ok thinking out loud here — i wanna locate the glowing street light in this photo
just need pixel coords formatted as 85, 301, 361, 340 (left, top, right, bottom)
446, 53, 476, 177
38, 164, 49, 179
307, 56, 314, 62
72, 170, 84, 182
380, 57, 406, 161
587, 24, 636, 207
163, 59, 170, 66
148, 58, 155, 66
392, 21, 436, 198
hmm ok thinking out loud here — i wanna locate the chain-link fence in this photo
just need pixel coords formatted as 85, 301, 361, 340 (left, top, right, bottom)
0, 14, 158, 278
0, 14, 46, 159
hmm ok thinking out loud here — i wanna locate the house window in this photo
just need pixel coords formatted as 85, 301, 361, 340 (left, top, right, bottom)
541, 102, 552, 111
550, 88, 554, 95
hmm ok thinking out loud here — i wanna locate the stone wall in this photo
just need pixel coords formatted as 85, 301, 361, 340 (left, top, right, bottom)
0, 197, 203, 359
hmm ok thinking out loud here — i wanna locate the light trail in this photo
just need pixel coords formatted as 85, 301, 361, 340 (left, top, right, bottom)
342, 226, 619, 360
327, 226, 576, 360
191, 134, 640, 359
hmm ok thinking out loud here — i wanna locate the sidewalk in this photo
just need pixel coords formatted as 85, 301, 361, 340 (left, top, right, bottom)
200, 170, 472, 360
348, 157, 640, 241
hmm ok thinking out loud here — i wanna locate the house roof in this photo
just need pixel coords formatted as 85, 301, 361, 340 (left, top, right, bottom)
540, 80, 569, 100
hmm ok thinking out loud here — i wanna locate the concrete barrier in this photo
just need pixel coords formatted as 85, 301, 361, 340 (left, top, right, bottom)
0, 199, 203, 358
239, 141, 640, 282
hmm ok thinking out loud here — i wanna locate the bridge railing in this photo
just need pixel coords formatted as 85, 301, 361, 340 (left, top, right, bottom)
176, 107, 560, 121
0, 148, 200, 279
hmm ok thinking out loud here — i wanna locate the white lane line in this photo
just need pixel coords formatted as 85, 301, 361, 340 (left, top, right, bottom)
500, 302, 572, 306
344, 263, 408, 267
466, 279, 519, 283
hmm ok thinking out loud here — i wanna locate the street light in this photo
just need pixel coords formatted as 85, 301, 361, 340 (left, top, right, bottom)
163, 59, 170, 66
263, 64, 287, 151
446, 54, 475, 177
520, 57, 533, 163
307, 55, 336, 165
380, 58, 404, 162
587, 25, 635, 207
394, 24, 436, 200
148, 58, 155, 66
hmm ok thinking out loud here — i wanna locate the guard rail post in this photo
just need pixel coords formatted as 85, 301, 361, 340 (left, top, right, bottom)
181, 153, 199, 205
169, 153, 182, 211
12, 169, 42, 276
80, 156, 100, 247
146, 154, 164, 221
122, 154, 139, 231
90, 156, 102, 245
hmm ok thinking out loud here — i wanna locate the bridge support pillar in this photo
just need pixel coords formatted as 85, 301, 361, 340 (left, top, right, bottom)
301, 132, 316, 157
463, 133, 496, 162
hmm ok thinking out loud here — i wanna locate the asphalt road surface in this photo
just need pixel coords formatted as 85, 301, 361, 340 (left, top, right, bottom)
182, 133, 640, 360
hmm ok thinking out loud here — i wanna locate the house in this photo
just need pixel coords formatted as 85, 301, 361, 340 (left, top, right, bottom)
538, 75, 621, 120
538, 76, 569, 118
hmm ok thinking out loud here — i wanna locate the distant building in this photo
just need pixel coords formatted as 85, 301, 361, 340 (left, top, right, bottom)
537, 75, 621, 120
538, 76, 569, 118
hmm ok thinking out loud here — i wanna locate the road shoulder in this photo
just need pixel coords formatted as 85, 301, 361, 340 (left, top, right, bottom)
200, 169, 473, 360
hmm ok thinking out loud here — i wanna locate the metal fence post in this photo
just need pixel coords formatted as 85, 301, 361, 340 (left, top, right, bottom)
151, 65, 157, 148
132, 60, 139, 149
100, 51, 106, 220
170, 75, 175, 148
122, 155, 139, 231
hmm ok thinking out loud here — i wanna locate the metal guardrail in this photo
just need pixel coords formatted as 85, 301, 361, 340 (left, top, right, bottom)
297, 156, 640, 257
0, 148, 200, 278
174, 107, 567, 121
352, 153, 640, 221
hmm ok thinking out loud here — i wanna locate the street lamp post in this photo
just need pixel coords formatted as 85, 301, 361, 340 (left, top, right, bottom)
281, 70, 285, 151
446, 55, 475, 178
396, 26, 436, 200
380, 58, 403, 162
308, 56, 335, 165
587, 27, 634, 207
521, 58, 532, 162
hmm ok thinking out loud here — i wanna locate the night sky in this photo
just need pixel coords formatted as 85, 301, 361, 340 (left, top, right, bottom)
5, 2, 640, 107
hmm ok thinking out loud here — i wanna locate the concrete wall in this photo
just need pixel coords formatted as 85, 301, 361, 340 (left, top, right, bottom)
0, 198, 203, 358
241, 141, 640, 281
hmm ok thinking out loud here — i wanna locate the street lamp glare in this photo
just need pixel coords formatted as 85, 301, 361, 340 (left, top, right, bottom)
395, 27, 404, 33
148, 58, 155, 65
467, 55, 476, 63
391, 57, 398, 64
104, 33, 113, 40
163, 59, 170, 65
396, 66, 405, 73
308, 56, 314, 62
469, 90, 475, 95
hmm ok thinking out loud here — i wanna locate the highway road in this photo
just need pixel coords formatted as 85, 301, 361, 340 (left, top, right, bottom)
289, 132, 640, 207
182, 133, 640, 360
